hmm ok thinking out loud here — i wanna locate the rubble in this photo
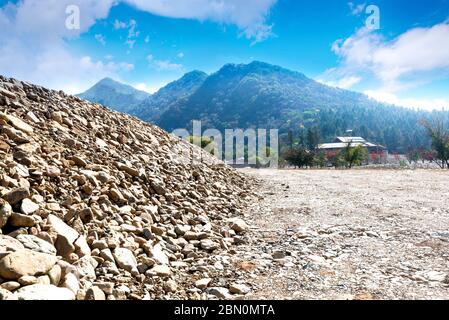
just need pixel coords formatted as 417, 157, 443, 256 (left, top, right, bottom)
0, 75, 254, 300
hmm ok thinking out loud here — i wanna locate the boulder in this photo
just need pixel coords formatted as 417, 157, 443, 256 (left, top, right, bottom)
15, 284, 75, 300
0, 249, 57, 280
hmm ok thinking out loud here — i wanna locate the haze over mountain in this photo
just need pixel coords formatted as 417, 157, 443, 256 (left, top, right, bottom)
77, 77, 150, 114
78, 61, 449, 153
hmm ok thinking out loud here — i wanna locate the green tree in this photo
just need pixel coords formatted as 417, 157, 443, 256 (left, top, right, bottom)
421, 119, 449, 168
283, 147, 314, 168
306, 127, 320, 150
342, 143, 368, 168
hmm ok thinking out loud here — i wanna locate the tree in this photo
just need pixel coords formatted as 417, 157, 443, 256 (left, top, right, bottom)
342, 142, 368, 168
421, 119, 449, 168
283, 147, 314, 168
306, 127, 320, 150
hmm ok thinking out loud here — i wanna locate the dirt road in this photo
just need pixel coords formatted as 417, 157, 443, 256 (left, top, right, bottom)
236, 169, 449, 300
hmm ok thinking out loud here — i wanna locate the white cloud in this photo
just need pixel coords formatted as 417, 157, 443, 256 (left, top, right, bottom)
0, 0, 136, 94
329, 23, 449, 92
177, 52, 185, 58
317, 75, 362, 89
365, 90, 449, 111
124, 0, 277, 43
134, 82, 167, 94
113, 19, 128, 30
348, 2, 366, 16
144, 35, 150, 43
153, 60, 183, 71
94, 34, 106, 45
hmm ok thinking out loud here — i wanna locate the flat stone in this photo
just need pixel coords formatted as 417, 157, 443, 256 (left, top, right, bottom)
0, 249, 57, 280
1, 281, 21, 291
16, 234, 56, 255
18, 275, 38, 286
113, 248, 137, 272
200, 239, 218, 251
230, 218, 248, 233
195, 278, 212, 289
20, 198, 39, 215
4, 188, 30, 205
0, 288, 18, 300
15, 284, 75, 300
229, 283, 251, 294
46, 214, 79, 244
149, 243, 169, 265
9, 212, 36, 227
207, 287, 232, 299
3, 114, 33, 134
150, 265, 172, 277
73, 256, 98, 280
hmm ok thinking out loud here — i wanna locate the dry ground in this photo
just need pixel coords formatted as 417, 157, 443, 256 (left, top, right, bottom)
236, 169, 449, 300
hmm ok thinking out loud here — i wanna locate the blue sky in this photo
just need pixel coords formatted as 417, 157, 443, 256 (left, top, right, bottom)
1, 0, 449, 110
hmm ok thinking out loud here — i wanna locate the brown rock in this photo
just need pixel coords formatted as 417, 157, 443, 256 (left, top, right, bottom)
0, 249, 57, 280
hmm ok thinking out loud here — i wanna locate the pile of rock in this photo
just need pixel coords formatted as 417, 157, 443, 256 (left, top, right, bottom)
0, 75, 254, 300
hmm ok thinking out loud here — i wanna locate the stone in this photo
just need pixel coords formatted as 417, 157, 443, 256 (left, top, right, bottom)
0, 288, 18, 300
113, 248, 137, 273
61, 272, 79, 294
15, 284, 75, 300
195, 278, 212, 289
46, 214, 79, 244
45, 166, 61, 177
207, 287, 232, 299
48, 264, 62, 286
230, 218, 248, 233
0, 235, 24, 256
0, 249, 57, 280
71, 156, 87, 167
0, 199, 12, 228
93, 282, 114, 295
200, 239, 218, 251
3, 114, 33, 134
20, 198, 39, 215
55, 234, 75, 257
74, 236, 91, 257
149, 243, 169, 265
4, 188, 30, 205
150, 265, 171, 277
73, 256, 98, 280
85, 286, 106, 300
16, 234, 56, 255
1, 281, 21, 291
163, 279, 177, 293
229, 283, 251, 294
9, 212, 36, 227
18, 275, 38, 286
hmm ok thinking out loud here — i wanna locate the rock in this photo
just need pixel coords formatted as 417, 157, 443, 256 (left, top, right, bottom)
0, 288, 18, 300
46, 214, 79, 244
230, 218, 248, 233
113, 248, 137, 273
71, 156, 87, 167
18, 275, 38, 286
16, 234, 56, 255
85, 286, 106, 300
1, 281, 21, 291
0, 199, 12, 228
74, 236, 91, 257
20, 198, 39, 215
61, 272, 79, 294
0, 249, 57, 280
195, 278, 212, 289
163, 279, 177, 293
15, 284, 75, 300
3, 188, 30, 205
73, 256, 98, 280
55, 234, 75, 257
2, 114, 33, 134
150, 265, 171, 277
45, 166, 61, 177
200, 239, 218, 251
207, 287, 232, 299
9, 212, 36, 227
229, 283, 251, 294
93, 282, 114, 295
0, 235, 24, 257
48, 264, 62, 286
149, 243, 169, 265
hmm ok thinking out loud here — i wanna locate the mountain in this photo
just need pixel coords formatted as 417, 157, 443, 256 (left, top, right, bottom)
77, 77, 150, 113
130, 70, 208, 122
154, 61, 446, 153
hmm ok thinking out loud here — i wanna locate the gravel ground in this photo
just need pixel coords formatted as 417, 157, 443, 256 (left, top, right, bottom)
235, 169, 449, 300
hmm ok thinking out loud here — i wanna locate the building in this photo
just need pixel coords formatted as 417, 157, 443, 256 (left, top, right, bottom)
318, 137, 388, 163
